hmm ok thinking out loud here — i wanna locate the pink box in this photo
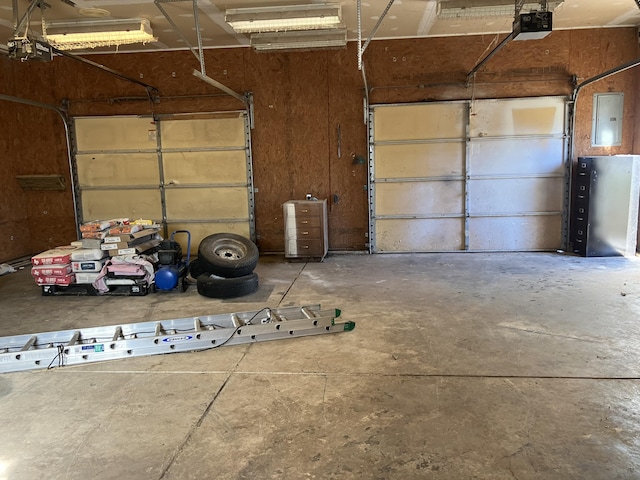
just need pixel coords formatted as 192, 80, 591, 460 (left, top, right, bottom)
34, 273, 75, 286
31, 246, 79, 266
31, 264, 73, 277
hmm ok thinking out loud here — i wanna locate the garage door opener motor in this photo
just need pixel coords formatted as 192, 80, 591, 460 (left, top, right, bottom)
155, 230, 191, 292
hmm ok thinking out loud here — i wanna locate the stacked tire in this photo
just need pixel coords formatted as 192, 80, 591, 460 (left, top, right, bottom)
190, 233, 260, 299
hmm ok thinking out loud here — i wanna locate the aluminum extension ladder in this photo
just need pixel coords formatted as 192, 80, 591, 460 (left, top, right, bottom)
0, 304, 355, 373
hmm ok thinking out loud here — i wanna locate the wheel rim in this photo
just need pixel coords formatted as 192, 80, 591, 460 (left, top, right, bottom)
212, 239, 247, 261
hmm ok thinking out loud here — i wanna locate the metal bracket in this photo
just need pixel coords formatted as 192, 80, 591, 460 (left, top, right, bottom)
155, 0, 246, 106
357, 0, 395, 71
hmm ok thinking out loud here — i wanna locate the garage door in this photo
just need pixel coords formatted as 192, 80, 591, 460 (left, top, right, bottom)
369, 97, 567, 252
74, 111, 254, 253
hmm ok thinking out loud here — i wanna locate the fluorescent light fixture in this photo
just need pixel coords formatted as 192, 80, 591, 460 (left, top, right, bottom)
226, 4, 341, 33
44, 18, 157, 50
437, 0, 563, 19
251, 28, 347, 51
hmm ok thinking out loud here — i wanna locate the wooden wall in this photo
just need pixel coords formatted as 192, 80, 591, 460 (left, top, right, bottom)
0, 27, 637, 262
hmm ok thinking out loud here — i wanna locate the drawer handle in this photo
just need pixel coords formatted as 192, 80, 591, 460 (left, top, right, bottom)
300, 209, 309, 213
301, 220, 309, 224
303, 245, 309, 249
301, 231, 309, 235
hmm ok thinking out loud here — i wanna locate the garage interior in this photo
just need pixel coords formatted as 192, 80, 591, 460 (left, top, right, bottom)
2, 0, 640, 478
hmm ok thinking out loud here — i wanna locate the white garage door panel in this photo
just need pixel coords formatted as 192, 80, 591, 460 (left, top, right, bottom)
370, 96, 567, 253
375, 142, 465, 178
469, 216, 562, 251
164, 188, 248, 220
163, 151, 247, 184
376, 182, 464, 216
74, 113, 253, 248
75, 117, 156, 151
82, 189, 162, 220
376, 218, 464, 252
373, 104, 465, 141
469, 97, 564, 137
166, 222, 251, 255
469, 178, 564, 214
469, 138, 564, 176
161, 116, 245, 148
76, 154, 159, 187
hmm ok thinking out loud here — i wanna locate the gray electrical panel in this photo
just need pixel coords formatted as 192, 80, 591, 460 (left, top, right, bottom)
592, 93, 623, 147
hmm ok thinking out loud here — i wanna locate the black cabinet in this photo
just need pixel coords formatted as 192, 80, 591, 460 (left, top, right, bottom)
570, 156, 640, 257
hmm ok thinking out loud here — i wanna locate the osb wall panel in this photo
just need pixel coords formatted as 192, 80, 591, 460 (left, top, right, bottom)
0, 99, 74, 262
247, 50, 331, 251
60, 49, 247, 117
636, 68, 640, 155
569, 29, 638, 158
328, 44, 369, 250
1, 27, 638, 258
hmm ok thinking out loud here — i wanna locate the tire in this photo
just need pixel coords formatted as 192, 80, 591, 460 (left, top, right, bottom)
188, 258, 208, 278
196, 272, 259, 299
198, 233, 259, 278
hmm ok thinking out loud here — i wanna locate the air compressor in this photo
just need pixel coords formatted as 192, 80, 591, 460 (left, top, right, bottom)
154, 230, 191, 292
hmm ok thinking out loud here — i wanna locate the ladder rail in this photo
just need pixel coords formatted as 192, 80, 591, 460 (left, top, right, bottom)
0, 305, 327, 352
0, 305, 354, 373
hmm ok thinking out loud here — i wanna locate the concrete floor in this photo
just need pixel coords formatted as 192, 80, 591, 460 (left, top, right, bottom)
1, 252, 640, 479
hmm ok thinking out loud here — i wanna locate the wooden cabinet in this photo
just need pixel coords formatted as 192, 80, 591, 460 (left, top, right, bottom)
283, 199, 328, 260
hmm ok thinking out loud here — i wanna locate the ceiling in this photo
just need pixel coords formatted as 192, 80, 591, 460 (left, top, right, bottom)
1, 0, 640, 54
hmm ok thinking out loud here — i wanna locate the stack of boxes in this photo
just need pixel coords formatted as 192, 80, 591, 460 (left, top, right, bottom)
31, 219, 162, 294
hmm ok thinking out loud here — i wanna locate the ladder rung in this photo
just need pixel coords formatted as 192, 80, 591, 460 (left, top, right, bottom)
301, 307, 316, 319
112, 327, 123, 342
21, 336, 37, 351
67, 332, 80, 346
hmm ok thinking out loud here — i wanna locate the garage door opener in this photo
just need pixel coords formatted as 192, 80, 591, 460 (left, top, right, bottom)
0, 304, 355, 373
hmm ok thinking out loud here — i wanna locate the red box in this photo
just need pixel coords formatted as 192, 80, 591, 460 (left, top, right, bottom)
34, 273, 75, 286
31, 246, 79, 266
31, 264, 73, 277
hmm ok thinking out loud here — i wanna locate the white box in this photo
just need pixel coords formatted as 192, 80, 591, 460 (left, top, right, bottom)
75, 272, 100, 284
71, 259, 107, 273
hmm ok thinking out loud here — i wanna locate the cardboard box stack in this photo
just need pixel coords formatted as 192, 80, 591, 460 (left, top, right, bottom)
100, 226, 161, 256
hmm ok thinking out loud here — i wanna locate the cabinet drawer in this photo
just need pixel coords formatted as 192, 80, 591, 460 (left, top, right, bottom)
291, 215, 322, 228
293, 203, 323, 216
286, 239, 324, 256
286, 226, 322, 240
